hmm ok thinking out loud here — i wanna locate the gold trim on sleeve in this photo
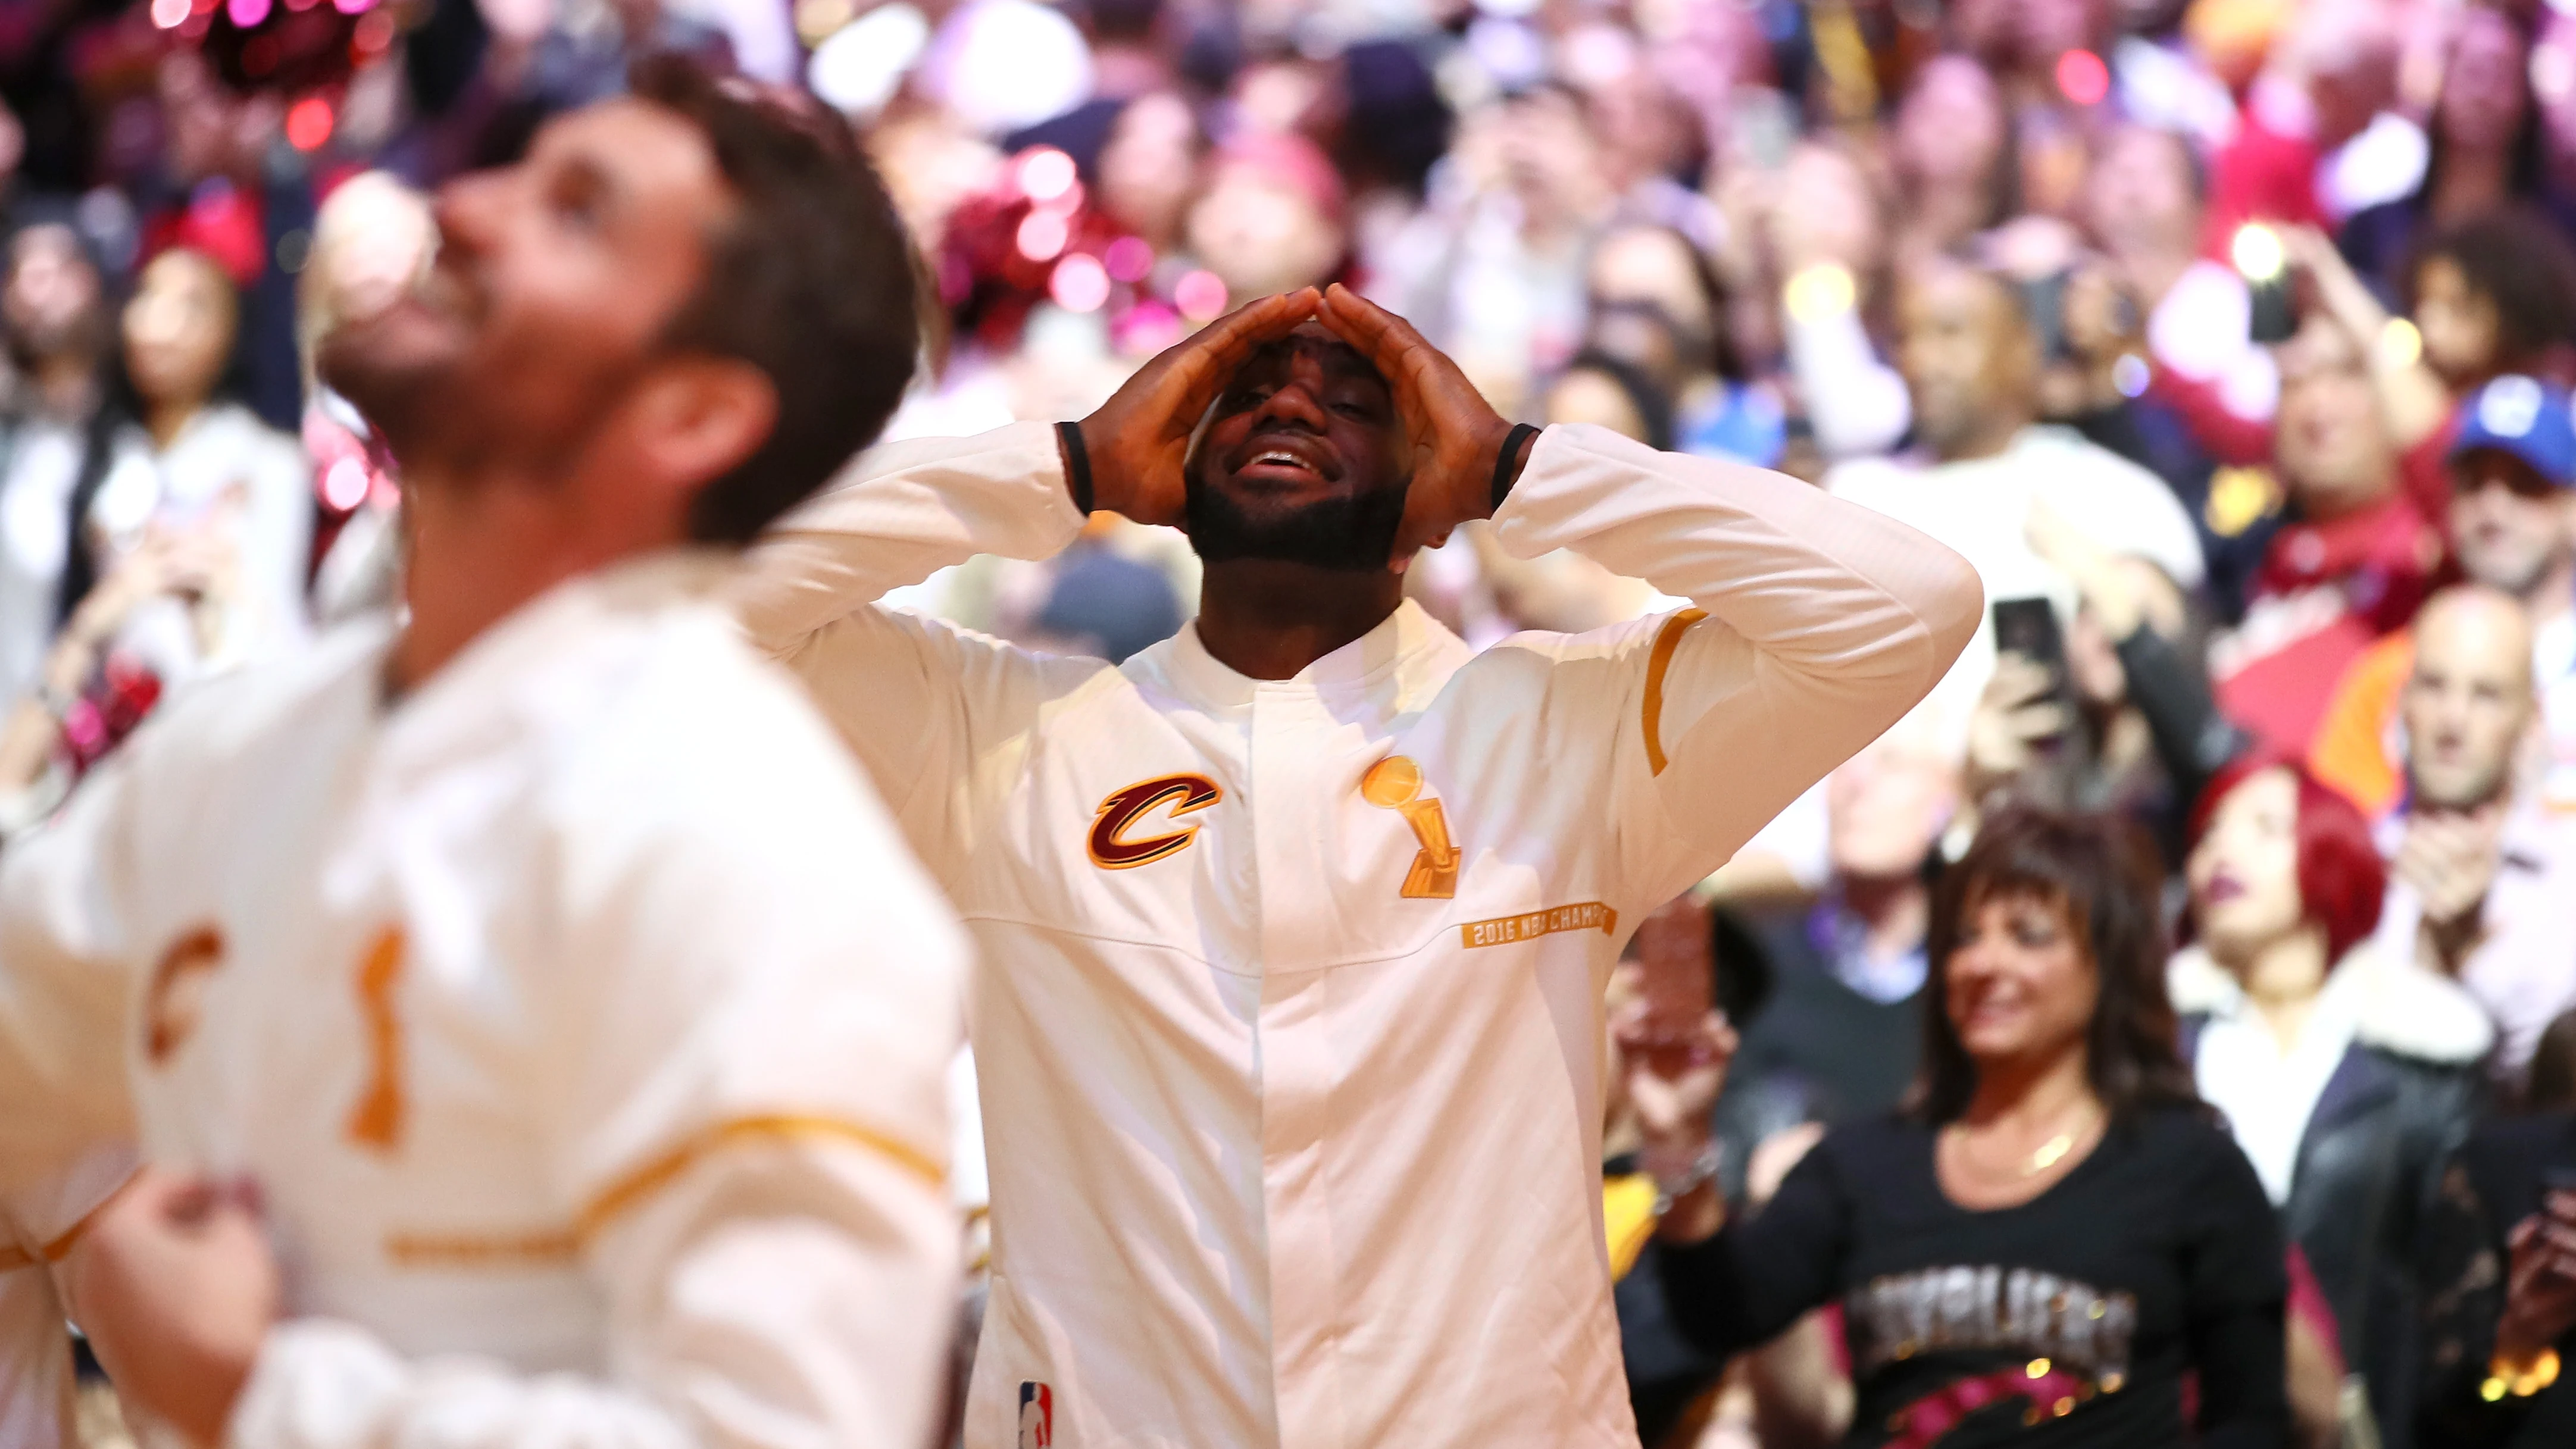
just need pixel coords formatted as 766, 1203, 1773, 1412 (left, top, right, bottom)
573, 1113, 945, 1240
1641, 608, 1709, 777
381, 1114, 946, 1269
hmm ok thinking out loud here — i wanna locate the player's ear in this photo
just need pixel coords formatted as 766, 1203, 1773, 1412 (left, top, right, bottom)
639, 355, 777, 492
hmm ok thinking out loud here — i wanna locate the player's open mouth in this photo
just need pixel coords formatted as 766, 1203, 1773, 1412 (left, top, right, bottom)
1231, 435, 1338, 484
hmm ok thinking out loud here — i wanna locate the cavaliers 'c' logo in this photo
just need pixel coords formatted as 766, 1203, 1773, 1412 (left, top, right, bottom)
1088, 774, 1222, 869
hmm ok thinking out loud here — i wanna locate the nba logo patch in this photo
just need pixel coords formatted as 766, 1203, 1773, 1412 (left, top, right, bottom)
1017, 1381, 1053, 1447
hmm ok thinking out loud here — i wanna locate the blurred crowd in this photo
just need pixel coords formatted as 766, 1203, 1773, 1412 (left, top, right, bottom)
11, 0, 2576, 1445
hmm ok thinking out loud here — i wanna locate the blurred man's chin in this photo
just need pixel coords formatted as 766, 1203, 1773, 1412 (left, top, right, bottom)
318, 320, 464, 458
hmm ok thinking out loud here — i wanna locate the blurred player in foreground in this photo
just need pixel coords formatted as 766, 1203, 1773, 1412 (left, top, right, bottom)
0, 60, 966, 1448
740, 283, 1983, 1447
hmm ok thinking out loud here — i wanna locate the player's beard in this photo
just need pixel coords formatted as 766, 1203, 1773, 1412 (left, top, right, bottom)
1184, 473, 1410, 570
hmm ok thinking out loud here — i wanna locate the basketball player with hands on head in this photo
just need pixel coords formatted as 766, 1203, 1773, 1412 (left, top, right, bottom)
0, 60, 967, 1449
742, 281, 1983, 1449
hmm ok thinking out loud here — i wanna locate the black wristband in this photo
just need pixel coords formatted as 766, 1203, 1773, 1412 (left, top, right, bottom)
1491, 423, 1541, 512
1056, 420, 1095, 515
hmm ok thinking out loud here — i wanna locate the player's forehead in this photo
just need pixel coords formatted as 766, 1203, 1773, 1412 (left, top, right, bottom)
1237, 322, 1387, 390
523, 98, 737, 233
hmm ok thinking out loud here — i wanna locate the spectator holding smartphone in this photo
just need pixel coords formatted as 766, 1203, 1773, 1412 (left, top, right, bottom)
2208, 308, 2444, 758
1828, 254, 2204, 758
2417, 1115, 2576, 1447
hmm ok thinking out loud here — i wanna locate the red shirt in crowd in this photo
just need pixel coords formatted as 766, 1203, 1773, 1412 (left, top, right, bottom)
2210, 492, 2443, 758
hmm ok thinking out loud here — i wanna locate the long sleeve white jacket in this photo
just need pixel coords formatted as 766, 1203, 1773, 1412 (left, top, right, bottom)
0, 553, 967, 1448
738, 421, 1982, 1449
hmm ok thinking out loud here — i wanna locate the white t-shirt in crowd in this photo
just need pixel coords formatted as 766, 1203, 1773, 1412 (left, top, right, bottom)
1827, 425, 2206, 751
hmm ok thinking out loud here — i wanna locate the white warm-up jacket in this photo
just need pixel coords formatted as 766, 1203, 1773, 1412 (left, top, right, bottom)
0, 554, 967, 1448
739, 420, 1982, 1449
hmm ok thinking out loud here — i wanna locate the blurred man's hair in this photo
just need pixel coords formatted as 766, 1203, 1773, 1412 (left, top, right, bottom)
1903, 247, 2041, 345
631, 57, 920, 543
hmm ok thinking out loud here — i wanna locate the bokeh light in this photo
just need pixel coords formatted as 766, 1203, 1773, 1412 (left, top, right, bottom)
1018, 148, 1078, 204
1175, 270, 1227, 321
2378, 317, 2424, 368
1782, 263, 1857, 323
1103, 236, 1153, 284
2055, 49, 2110, 107
321, 458, 370, 512
793, 0, 854, 47
285, 96, 334, 152
1049, 254, 1110, 313
806, 4, 930, 117
2230, 224, 2286, 281
1015, 210, 1069, 262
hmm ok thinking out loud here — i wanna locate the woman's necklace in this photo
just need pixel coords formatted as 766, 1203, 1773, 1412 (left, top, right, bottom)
1953, 1102, 2102, 1181
2024, 1131, 2078, 1176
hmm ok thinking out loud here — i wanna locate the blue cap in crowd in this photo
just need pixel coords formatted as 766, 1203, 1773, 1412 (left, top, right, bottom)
2451, 374, 2576, 489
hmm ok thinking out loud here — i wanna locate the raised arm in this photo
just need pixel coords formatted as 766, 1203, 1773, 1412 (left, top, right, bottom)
1492, 425, 1979, 887
1319, 284, 1979, 902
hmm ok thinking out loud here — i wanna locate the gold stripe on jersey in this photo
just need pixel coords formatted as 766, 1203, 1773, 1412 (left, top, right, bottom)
345, 928, 409, 1153
576, 1114, 945, 1235
382, 1113, 945, 1269
384, 1229, 578, 1268
1459, 901, 1618, 949
1641, 608, 1708, 777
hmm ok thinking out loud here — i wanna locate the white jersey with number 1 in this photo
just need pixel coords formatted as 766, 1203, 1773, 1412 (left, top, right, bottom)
0, 553, 967, 1449
740, 421, 1982, 1449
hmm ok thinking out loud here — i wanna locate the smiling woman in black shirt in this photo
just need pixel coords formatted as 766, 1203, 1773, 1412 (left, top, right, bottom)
1627, 808, 2288, 1447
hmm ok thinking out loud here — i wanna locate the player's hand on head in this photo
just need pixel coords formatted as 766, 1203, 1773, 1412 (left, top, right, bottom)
1074, 288, 1320, 528
60, 1166, 279, 1448
1315, 284, 1520, 563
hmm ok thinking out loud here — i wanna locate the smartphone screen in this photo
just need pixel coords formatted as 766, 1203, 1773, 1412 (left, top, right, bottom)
1633, 900, 1715, 1038
2233, 224, 2299, 343
1992, 596, 2069, 686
